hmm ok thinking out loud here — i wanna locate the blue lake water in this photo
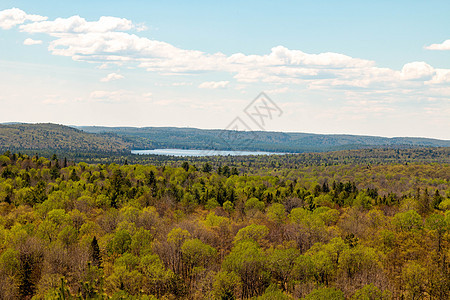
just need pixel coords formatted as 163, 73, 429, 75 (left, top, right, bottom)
131, 149, 287, 157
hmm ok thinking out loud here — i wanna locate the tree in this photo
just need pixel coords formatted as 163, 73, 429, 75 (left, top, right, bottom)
257, 284, 292, 300
108, 229, 132, 255
25, 181, 47, 205
351, 284, 390, 300
181, 238, 217, 282
425, 213, 448, 253
245, 197, 265, 214
69, 169, 79, 181
202, 163, 212, 173
338, 245, 382, 294
393, 210, 422, 232
182, 162, 190, 172
50, 164, 60, 180
222, 240, 269, 298
266, 203, 286, 224
57, 225, 78, 248
268, 248, 299, 292
402, 261, 426, 300
233, 224, 269, 245
304, 287, 345, 300
91, 236, 102, 268
140, 254, 174, 297
17, 238, 44, 298
213, 271, 241, 300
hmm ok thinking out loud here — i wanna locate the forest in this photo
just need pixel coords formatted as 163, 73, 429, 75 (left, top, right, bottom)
0, 150, 449, 299
78, 125, 450, 153
2, 123, 450, 156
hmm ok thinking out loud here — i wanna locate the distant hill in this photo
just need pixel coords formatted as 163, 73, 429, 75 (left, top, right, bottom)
0, 123, 131, 153
78, 126, 450, 153
1, 123, 449, 155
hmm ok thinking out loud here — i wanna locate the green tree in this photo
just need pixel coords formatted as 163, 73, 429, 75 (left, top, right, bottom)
425, 213, 449, 253
268, 248, 299, 291
393, 210, 422, 231
304, 287, 345, 300
351, 284, 389, 300
202, 163, 212, 173
213, 271, 241, 300
233, 224, 269, 245
108, 229, 132, 255
266, 203, 286, 224
181, 238, 217, 279
222, 240, 269, 298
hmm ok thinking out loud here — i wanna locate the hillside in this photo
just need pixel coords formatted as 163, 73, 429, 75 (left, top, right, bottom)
1, 123, 449, 156
79, 126, 450, 153
0, 123, 130, 153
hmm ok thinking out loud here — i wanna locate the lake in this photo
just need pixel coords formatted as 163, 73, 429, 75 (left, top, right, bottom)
131, 149, 287, 157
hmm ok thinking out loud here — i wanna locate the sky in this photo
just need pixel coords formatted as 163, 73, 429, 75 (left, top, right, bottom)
0, 1, 449, 139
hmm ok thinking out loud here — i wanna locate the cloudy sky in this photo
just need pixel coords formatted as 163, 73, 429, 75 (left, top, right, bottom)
0, 1, 449, 139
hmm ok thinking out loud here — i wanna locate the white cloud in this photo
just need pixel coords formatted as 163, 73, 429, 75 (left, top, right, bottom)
20, 15, 133, 34
265, 87, 290, 94
100, 72, 124, 82
89, 90, 127, 102
136, 24, 148, 32
426, 69, 450, 85
0, 8, 47, 29
89, 89, 152, 103
23, 38, 42, 45
1, 8, 450, 102
400, 62, 435, 81
198, 81, 230, 89
172, 82, 192, 86
425, 39, 450, 50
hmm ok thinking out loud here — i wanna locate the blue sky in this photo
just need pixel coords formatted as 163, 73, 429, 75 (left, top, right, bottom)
1, 1, 449, 139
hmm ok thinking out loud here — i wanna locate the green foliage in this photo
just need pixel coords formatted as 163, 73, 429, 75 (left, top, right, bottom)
0, 151, 449, 299
245, 197, 265, 213
223, 200, 234, 213
393, 210, 422, 231
205, 198, 220, 210
233, 224, 269, 244
181, 238, 217, 269
257, 284, 292, 299
304, 287, 345, 300
351, 284, 390, 300
57, 225, 78, 248
402, 261, 426, 299
213, 271, 241, 300
108, 229, 132, 255
205, 212, 228, 227
167, 227, 191, 246
222, 240, 269, 298
0, 248, 20, 276
266, 203, 286, 223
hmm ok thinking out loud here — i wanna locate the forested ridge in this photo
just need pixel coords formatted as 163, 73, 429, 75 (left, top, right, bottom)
0, 151, 449, 299
0, 124, 131, 153
79, 126, 450, 153
2, 123, 450, 156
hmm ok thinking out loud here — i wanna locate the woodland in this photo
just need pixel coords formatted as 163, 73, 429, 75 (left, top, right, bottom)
0, 150, 449, 299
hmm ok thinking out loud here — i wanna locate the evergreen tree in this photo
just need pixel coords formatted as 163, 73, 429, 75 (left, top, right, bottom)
91, 236, 102, 268
202, 162, 212, 173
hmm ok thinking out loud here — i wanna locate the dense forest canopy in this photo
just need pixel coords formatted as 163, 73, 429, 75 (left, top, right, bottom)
0, 149, 449, 299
